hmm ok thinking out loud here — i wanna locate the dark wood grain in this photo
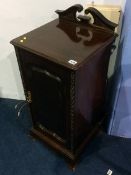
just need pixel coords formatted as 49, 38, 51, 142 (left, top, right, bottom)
10, 4, 117, 166
10, 19, 115, 70
85, 7, 118, 31
55, 4, 83, 23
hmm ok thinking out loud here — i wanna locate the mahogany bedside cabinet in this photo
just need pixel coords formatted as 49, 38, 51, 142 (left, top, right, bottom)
11, 4, 117, 166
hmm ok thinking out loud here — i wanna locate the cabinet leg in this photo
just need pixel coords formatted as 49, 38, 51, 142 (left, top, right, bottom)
66, 160, 77, 172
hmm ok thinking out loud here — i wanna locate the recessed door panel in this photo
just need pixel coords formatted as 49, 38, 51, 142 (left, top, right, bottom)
30, 65, 67, 141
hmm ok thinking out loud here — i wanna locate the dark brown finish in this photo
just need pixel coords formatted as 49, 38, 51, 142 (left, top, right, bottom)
10, 4, 117, 164
85, 7, 118, 31
55, 4, 83, 23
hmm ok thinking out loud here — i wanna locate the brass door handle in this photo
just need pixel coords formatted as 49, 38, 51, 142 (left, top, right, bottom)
26, 91, 32, 103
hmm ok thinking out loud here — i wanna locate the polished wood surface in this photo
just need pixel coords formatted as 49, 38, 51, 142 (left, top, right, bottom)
85, 7, 118, 31
11, 11, 115, 70
11, 4, 117, 165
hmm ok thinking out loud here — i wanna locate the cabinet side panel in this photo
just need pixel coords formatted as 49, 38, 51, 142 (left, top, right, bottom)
75, 47, 111, 148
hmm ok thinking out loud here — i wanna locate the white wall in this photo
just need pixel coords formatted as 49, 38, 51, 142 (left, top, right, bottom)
0, 0, 126, 100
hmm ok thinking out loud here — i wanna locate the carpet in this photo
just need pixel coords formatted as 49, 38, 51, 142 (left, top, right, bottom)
0, 98, 131, 175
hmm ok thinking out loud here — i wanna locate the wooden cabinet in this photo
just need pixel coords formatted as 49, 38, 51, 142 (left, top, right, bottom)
11, 5, 117, 164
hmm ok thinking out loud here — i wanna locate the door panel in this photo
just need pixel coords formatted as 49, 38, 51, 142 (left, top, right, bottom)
30, 65, 66, 140
17, 49, 70, 144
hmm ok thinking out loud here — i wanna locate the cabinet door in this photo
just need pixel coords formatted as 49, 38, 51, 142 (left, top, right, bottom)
17, 48, 70, 144
30, 65, 67, 141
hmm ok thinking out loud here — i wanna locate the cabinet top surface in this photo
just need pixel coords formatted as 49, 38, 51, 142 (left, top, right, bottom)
11, 19, 115, 70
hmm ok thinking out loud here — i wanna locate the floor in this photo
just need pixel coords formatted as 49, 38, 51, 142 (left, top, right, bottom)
0, 98, 131, 175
